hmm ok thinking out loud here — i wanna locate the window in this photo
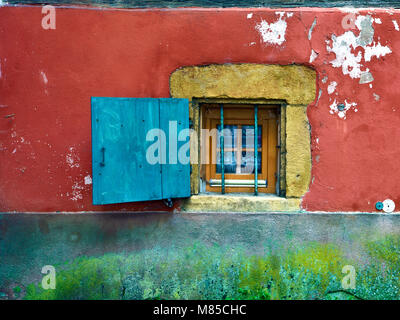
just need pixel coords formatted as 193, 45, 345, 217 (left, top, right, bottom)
201, 103, 278, 194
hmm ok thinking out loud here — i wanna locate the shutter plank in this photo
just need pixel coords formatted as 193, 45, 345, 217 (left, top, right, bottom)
160, 98, 191, 199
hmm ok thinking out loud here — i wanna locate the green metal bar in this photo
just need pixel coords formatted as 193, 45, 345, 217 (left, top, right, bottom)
254, 105, 258, 196
220, 104, 225, 194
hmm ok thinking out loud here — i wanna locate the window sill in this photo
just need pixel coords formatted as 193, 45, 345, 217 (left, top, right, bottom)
179, 194, 302, 213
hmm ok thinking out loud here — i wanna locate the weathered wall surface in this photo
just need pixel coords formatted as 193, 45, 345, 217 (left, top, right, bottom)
7, 0, 400, 8
1, 6, 400, 212
1, 212, 399, 295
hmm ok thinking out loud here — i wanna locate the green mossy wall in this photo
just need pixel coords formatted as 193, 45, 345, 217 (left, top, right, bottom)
1, 213, 399, 300
22, 241, 400, 300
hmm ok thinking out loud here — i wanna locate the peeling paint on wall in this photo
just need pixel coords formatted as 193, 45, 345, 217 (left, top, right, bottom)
71, 181, 83, 201
84, 175, 92, 185
66, 147, 80, 168
2, 6, 400, 213
309, 49, 318, 63
359, 71, 374, 84
327, 81, 337, 95
364, 42, 392, 61
40, 71, 48, 85
315, 89, 322, 106
256, 12, 292, 46
393, 20, 399, 31
308, 17, 317, 40
329, 99, 358, 119
327, 14, 392, 82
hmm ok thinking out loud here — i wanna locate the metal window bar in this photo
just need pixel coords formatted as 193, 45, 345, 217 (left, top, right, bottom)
210, 179, 267, 187
220, 104, 225, 194
254, 105, 258, 196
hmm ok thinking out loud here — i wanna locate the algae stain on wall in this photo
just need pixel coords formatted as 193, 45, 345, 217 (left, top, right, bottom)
19, 237, 400, 300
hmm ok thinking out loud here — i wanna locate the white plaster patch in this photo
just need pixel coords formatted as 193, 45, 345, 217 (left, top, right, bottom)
256, 13, 292, 46
327, 15, 392, 82
364, 42, 392, 62
327, 81, 337, 95
309, 49, 318, 63
247, 13, 253, 19
84, 175, 92, 185
373, 93, 380, 101
40, 71, 48, 85
374, 18, 382, 24
328, 31, 363, 79
66, 147, 80, 168
393, 20, 399, 31
329, 99, 358, 119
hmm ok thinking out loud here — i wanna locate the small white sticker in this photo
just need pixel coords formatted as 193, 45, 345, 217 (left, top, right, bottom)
382, 199, 395, 213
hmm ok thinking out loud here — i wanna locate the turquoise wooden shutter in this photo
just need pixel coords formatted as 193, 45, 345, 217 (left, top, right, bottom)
91, 97, 190, 205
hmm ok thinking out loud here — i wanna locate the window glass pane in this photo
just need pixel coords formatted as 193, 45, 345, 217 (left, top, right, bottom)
241, 151, 262, 174
242, 125, 262, 149
216, 151, 236, 173
217, 125, 237, 149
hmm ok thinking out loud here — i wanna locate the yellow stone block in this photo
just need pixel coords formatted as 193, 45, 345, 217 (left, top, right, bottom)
180, 194, 302, 213
170, 64, 316, 105
286, 106, 312, 198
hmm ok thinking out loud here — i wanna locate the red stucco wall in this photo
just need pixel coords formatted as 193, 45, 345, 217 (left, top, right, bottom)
1, 6, 400, 212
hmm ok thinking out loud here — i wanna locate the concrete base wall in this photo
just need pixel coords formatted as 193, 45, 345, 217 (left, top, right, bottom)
1, 212, 399, 296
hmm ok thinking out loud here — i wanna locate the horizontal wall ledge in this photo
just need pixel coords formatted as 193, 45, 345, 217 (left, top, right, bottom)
179, 194, 302, 213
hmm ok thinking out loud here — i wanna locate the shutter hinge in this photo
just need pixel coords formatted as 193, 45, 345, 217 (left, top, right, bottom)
189, 119, 193, 129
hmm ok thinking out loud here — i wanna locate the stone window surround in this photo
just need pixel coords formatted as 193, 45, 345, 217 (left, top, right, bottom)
170, 63, 316, 212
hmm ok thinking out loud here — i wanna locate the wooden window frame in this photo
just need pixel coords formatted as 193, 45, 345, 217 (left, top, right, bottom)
202, 104, 278, 194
